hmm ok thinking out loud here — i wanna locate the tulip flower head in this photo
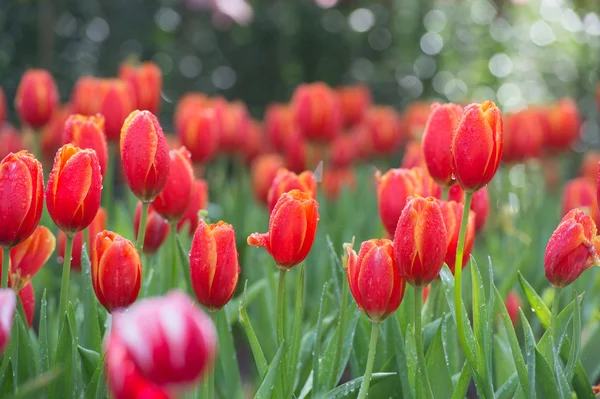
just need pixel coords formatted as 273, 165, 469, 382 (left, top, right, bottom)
401, 141, 426, 169
292, 82, 342, 142
337, 85, 371, 127
119, 61, 162, 114
0, 289, 16, 354
364, 106, 402, 156
267, 168, 317, 213
562, 178, 600, 226
9, 226, 55, 290
248, 189, 319, 269
451, 101, 503, 192
177, 179, 209, 236
15, 69, 59, 128
345, 239, 406, 322
265, 104, 296, 151
134, 203, 170, 255
120, 110, 171, 202
393, 197, 448, 286
440, 200, 475, 273
505, 290, 522, 327
545, 209, 600, 287
0, 124, 24, 160
98, 79, 136, 141
177, 107, 220, 165
92, 231, 142, 312
64, 114, 109, 178
46, 144, 103, 236
152, 147, 194, 222
251, 154, 285, 206
0, 151, 44, 248
190, 220, 240, 311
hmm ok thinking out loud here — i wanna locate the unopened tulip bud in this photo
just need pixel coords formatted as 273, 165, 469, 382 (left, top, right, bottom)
134, 203, 170, 255
177, 107, 220, 164
248, 190, 319, 269
440, 200, 475, 273
42, 105, 71, 165
0, 124, 23, 160
422, 103, 463, 187
265, 104, 296, 151
401, 141, 426, 169
505, 291, 522, 327
98, 79, 136, 141
9, 226, 55, 290
251, 154, 285, 206
177, 179, 209, 236
330, 134, 357, 168
64, 114, 109, 178
345, 239, 405, 322
0, 151, 44, 248
393, 197, 447, 286
562, 178, 600, 226
580, 151, 600, 181
451, 101, 503, 192
284, 131, 308, 174
58, 208, 106, 270
364, 106, 402, 156
292, 82, 342, 142
121, 110, 170, 202
503, 110, 544, 163
267, 168, 317, 213
215, 99, 249, 153
152, 147, 194, 222
15, 69, 59, 128
546, 98, 581, 151
545, 209, 600, 287
0, 289, 16, 354
402, 101, 431, 141
337, 85, 371, 127
190, 220, 240, 311
46, 144, 102, 235
92, 231, 142, 312
119, 61, 162, 114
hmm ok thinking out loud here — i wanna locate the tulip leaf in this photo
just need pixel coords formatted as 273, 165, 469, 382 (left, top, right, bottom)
520, 310, 537, 399
518, 272, 551, 328
326, 235, 343, 299
39, 289, 49, 373
239, 280, 268, 377
214, 309, 242, 399
0, 362, 14, 397
495, 372, 519, 399
322, 372, 396, 399
81, 245, 103, 354
425, 322, 453, 399
565, 289, 581, 381
78, 346, 100, 386
286, 265, 305, 397
534, 348, 561, 398
451, 361, 470, 399
404, 323, 418, 394
392, 312, 414, 399
83, 354, 105, 399
552, 350, 572, 399
253, 340, 285, 399
312, 282, 330, 396
470, 256, 493, 395
15, 308, 36, 385
48, 311, 77, 399
4, 369, 61, 399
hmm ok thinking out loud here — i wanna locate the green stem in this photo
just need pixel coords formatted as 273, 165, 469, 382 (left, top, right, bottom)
330, 279, 349, 388
83, 227, 90, 258
276, 269, 287, 346
1, 247, 9, 289
169, 222, 178, 289
550, 287, 562, 369
441, 186, 449, 201
58, 234, 74, 325
135, 201, 150, 255
415, 286, 434, 399
103, 143, 117, 221
358, 321, 380, 399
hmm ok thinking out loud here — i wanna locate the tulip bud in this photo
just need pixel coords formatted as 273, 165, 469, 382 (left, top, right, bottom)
265, 104, 296, 151
544, 209, 600, 287
503, 110, 544, 163
134, 203, 170, 255
580, 151, 600, 181
119, 61, 162, 114
107, 291, 216, 391
284, 130, 308, 174
330, 134, 357, 168
292, 82, 342, 142
152, 147, 194, 222
401, 141, 426, 169
0, 124, 23, 160
422, 103, 463, 187
251, 154, 285, 205
121, 110, 171, 202
177, 179, 209, 236
0, 289, 16, 354
15, 69, 59, 128
440, 200, 475, 273
345, 239, 405, 322
267, 168, 317, 213
248, 189, 319, 269
322, 167, 356, 201
71, 76, 102, 116
42, 105, 71, 165
337, 85, 371, 127
58, 207, 107, 270
46, 144, 103, 235
177, 107, 220, 164
0, 151, 44, 248
364, 106, 402, 156
504, 290, 522, 327
241, 120, 264, 165
174, 93, 210, 134
64, 114, 109, 178
92, 231, 142, 312
393, 197, 447, 286
190, 220, 240, 311
402, 101, 431, 141
215, 99, 249, 153
451, 101, 503, 192
98, 79, 136, 141
545, 98, 581, 151
562, 178, 600, 226
8, 226, 55, 290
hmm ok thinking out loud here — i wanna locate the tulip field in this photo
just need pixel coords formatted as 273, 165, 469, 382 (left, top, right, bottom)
2, 1, 600, 399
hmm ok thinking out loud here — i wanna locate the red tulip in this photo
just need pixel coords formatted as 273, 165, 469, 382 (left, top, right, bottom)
545, 98, 581, 151
46, 144, 102, 235
177, 106, 220, 164
267, 168, 317, 213
322, 167, 356, 201
401, 141, 426, 169
422, 103, 463, 187
92, 231, 142, 312
190, 220, 240, 311
401, 101, 431, 141
134, 203, 170, 255
503, 110, 544, 163
545, 209, 600, 287
98, 79, 136, 141
71, 76, 103, 116
248, 190, 319, 269
152, 147, 194, 222
174, 93, 210, 134
330, 134, 357, 168
8, 226, 55, 290
42, 105, 71, 165
440, 200, 475, 273
0, 151, 44, 248
345, 239, 405, 322
121, 110, 171, 202
0, 289, 16, 354
337, 85, 371, 127
119, 61, 162, 114
562, 178, 600, 226
364, 106, 402, 156
292, 82, 342, 142
57, 207, 107, 270
448, 185, 490, 233
265, 104, 296, 151
504, 290, 522, 327
215, 99, 249, 153
177, 179, 209, 236
393, 197, 447, 286
251, 154, 285, 205
64, 114, 109, 178
284, 130, 308, 174
450, 101, 503, 192
580, 151, 600, 182
0, 124, 23, 160
243, 120, 265, 164
15, 69, 59, 128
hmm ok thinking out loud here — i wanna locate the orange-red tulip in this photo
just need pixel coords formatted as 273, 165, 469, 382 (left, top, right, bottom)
401, 141, 426, 169
243, 120, 265, 164
0, 151, 44, 248
364, 106, 402, 156
503, 110, 544, 163
545, 98, 581, 151
121, 110, 171, 202
504, 290, 522, 327
174, 93, 211, 134
152, 147, 194, 222
190, 220, 240, 311
58, 207, 106, 270
580, 151, 600, 181
545, 209, 600, 287
292, 82, 342, 142
98, 79, 136, 141
422, 103, 463, 187
284, 131, 308, 174
92, 231, 142, 312
451, 101, 503, 192
215, 99, 249, 153
177, 179, 209, 236
330, 134, 357, 168
248, 190, 319, 269
440, 200, 475, 273
251, 154, 285, 206
337, 85, 371, 127
393, 197, 447, 286
42, 105, 71, 165
8, 226, 55, 290
0, 124, 24, 161
134, 203, 170, 255
562, 177, 600, 226
71, 76, 103, 116
177, 106, 220, 164
64, 114, 109, 178
119, 61, 162, 114
345, 239, 405, 322
15, 69, 59, 128
401, 101, 430, 141
265, 104, 296, 151
267, 168, 317, 213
